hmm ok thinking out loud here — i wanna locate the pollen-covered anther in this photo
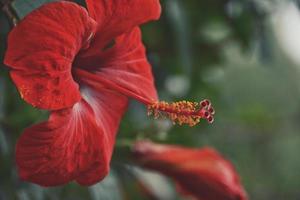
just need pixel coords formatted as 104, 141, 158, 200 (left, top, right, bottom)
147, 99, 215, 126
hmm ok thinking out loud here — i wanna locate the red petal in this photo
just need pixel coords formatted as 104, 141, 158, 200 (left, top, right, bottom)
16, 87, 128, 186
4, 2, 97, 110
74, 28, 158, 104
85, 0, 161, 48
133, 141, 248, 200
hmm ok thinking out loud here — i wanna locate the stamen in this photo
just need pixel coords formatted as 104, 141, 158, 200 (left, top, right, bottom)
147, 99, 215, 126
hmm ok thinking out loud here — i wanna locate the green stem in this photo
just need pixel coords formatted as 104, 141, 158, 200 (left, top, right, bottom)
1, 0, 19, 27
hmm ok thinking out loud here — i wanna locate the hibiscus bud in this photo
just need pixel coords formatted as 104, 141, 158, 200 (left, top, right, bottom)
132, 141, 248, 200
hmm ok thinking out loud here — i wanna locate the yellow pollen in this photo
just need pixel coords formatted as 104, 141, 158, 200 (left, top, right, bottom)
147, 99, 215, 127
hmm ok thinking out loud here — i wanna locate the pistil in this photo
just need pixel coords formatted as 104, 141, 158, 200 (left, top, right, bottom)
147, 99, 215, 126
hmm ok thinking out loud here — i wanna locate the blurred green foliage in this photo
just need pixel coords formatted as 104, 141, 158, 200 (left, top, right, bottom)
1, 0, 300, 199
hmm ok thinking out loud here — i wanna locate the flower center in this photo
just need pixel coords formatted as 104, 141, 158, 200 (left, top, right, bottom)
147, 99, 215, 126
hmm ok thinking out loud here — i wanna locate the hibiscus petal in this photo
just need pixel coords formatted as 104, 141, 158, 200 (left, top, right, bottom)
4, 2, 97, 110
16, 86, 128, 186
85, 0, 161, 48
75, 28, 158, 104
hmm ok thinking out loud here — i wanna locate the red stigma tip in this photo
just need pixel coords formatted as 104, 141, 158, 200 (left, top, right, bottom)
208, 107, 215, 115
200, 100, 207, 107
204, 111, 209, 117
208, 116, 214, 123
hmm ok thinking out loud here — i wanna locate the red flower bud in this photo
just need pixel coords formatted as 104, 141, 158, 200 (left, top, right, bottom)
133, 141, 248, 200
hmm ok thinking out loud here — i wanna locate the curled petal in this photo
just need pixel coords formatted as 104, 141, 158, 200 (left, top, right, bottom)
16, 87, 128, 186
4, 2, 97, 110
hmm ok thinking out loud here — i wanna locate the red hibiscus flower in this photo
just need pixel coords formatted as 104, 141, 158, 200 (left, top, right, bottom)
4, 0, 216, 187
4, 0, 161, 186
133, 141, 248, 200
